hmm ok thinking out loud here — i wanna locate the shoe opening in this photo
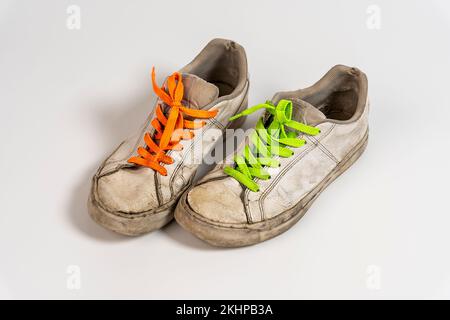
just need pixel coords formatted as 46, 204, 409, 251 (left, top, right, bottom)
272, 65, 368, 122
180, 38, 248, 98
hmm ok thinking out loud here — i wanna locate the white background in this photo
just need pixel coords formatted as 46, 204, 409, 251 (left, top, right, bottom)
1, 0, 450, 299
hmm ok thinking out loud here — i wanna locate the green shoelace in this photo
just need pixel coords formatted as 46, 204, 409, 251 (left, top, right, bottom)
223, 99, 320, 192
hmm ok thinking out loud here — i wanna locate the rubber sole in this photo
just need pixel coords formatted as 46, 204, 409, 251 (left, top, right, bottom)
88, 191, 178, 236
175, 131, 369, 247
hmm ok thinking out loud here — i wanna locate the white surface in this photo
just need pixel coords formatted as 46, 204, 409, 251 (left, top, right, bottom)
1, 0, 450, 299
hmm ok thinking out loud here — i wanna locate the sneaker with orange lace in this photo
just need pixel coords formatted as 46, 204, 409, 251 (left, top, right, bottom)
88, 39, 249, 235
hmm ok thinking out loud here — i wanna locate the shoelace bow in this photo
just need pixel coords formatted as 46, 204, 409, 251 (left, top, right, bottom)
224, 99, 321, 192
128, 68, 218, 175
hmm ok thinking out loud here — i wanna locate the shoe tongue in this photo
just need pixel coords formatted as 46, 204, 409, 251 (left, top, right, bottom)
290, 98, 326, 126
161, 73, 219, 109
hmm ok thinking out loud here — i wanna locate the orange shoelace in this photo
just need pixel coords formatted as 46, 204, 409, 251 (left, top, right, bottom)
127, 68, 218, 176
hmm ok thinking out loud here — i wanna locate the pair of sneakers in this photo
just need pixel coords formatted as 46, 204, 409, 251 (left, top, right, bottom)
88, 38, 369, 247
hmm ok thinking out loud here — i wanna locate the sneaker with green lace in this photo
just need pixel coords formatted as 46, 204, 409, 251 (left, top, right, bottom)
175, 65, 369, 247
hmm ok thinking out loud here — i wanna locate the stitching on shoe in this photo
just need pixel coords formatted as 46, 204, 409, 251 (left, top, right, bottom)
258, 143, 316, 220
260, 124, 335, 197
168, 120, 214, 196
168, 89, 248, 196
210, 117, 225, 130
307, 136, 339, 164
245, 123, 335, 223
166, 88, 248, 202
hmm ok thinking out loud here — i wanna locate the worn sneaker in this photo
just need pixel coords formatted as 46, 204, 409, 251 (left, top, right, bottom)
175, 65, 368, 247
88, 39, 249, 235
